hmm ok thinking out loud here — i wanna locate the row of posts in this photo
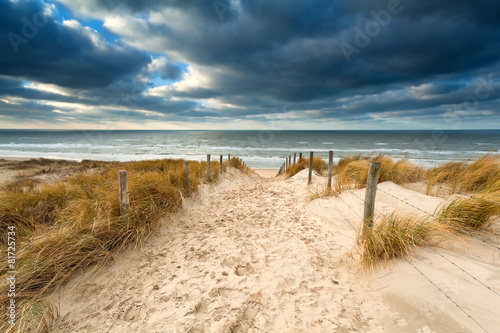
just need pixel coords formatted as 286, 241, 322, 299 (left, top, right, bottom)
277, 150, 381, 232
118, 154, 245, 216
119, 151, 381, 233
278, 151, 331, 185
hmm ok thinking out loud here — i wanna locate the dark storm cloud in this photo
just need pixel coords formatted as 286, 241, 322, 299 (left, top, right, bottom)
87, 0, 500, 105
0, 0, 150, 89
2, 0, 500, 127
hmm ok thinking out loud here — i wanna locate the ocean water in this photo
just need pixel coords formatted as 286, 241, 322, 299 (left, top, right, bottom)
0, 130, 498, 169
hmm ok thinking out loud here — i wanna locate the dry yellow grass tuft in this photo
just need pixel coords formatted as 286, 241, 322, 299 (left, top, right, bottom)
228, 157, 252, 173
308, 185, 336, 201
284, 156, 328, 179
436, 192, 500, 231
358, 212, 453, 270
426, 154, 500, 194
333, 155, 424, 194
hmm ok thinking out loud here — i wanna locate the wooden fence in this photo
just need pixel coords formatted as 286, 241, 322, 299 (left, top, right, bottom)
118, 154, 245, 216
277, 150, 381, 231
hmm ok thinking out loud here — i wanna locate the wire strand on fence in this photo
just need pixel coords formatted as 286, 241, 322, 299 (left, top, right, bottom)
426, 246, 500, 299
342, 171, 500, 251
342, 183, 491, 333
375, 188, 500, 294
379, 167, 500, 209
336, 194, 360, 231
405, 258, 489, 333
344, 173, 500, 298
376, 186, 500, 251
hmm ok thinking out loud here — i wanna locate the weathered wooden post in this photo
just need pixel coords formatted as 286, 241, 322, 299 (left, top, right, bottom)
299, 152, 302, 163
289, 155, 291, 168
184, 161, 190, 196
207, 154, 211, 181
308, 152, 313, 184
119, 170, 130, 215
363, 162, 381, 233
220, 155, 223, 174
228, 154, 231, 165
327, 150, 333, 188
293, 153, 296, 166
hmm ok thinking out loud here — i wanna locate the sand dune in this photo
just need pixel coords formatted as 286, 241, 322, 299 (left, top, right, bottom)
52, 169, 500, 332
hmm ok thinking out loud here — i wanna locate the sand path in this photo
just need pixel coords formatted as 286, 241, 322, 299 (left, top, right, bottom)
53, 169, 500, 332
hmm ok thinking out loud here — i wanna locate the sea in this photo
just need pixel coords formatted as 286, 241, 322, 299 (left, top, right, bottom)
0, 130, 498, 169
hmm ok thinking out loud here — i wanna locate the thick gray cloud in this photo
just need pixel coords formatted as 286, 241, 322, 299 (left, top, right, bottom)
82, 0, 500, 101
0, 0, 152, 89
1, 0, 500, 128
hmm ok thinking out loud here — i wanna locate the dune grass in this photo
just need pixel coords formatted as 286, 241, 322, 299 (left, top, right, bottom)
337, 154, 500, 269
333, 154, 424, 194
307, 184, 336, 201
284, 156, 328, 179
0, 157, 250, 332
228, 156, 252, 173
426, 154, 500, 195
358, 212, 453, 270
436, 192, 500, 231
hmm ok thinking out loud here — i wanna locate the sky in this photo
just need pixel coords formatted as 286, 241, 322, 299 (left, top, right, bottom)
1, 0, 500, 130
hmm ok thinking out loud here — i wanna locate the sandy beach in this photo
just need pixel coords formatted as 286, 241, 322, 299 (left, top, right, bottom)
254, 169, 279, 178
41, 166, 500, 332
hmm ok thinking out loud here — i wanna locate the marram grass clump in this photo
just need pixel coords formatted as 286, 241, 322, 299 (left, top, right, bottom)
228, 157, 252, 173
358, 212, 453, 270
284, 156, 328, 179
436, 191, 500, 231
308, 184, 336, 201
0, 158, 233, 333
426, 154, 500, 195
333, 155, 425, 194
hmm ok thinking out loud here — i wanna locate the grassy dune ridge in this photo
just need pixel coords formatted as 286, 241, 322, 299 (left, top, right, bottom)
0, 158, 248, 332
332, 154, 500, 268
283, 156, 328, 179
284, 153, 499, 269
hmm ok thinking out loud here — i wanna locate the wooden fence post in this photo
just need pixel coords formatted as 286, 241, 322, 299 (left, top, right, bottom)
119, 170, 130, 215
228, 154, 231, 165
363, 162, 381, 233
327, 150, 333, 188
220, 155, 223, 174
299, 152, 302, 163
207, 154, 211, 181
184, 161, 190, 196
308, 151, 313, 184
293, 153, 296, 166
